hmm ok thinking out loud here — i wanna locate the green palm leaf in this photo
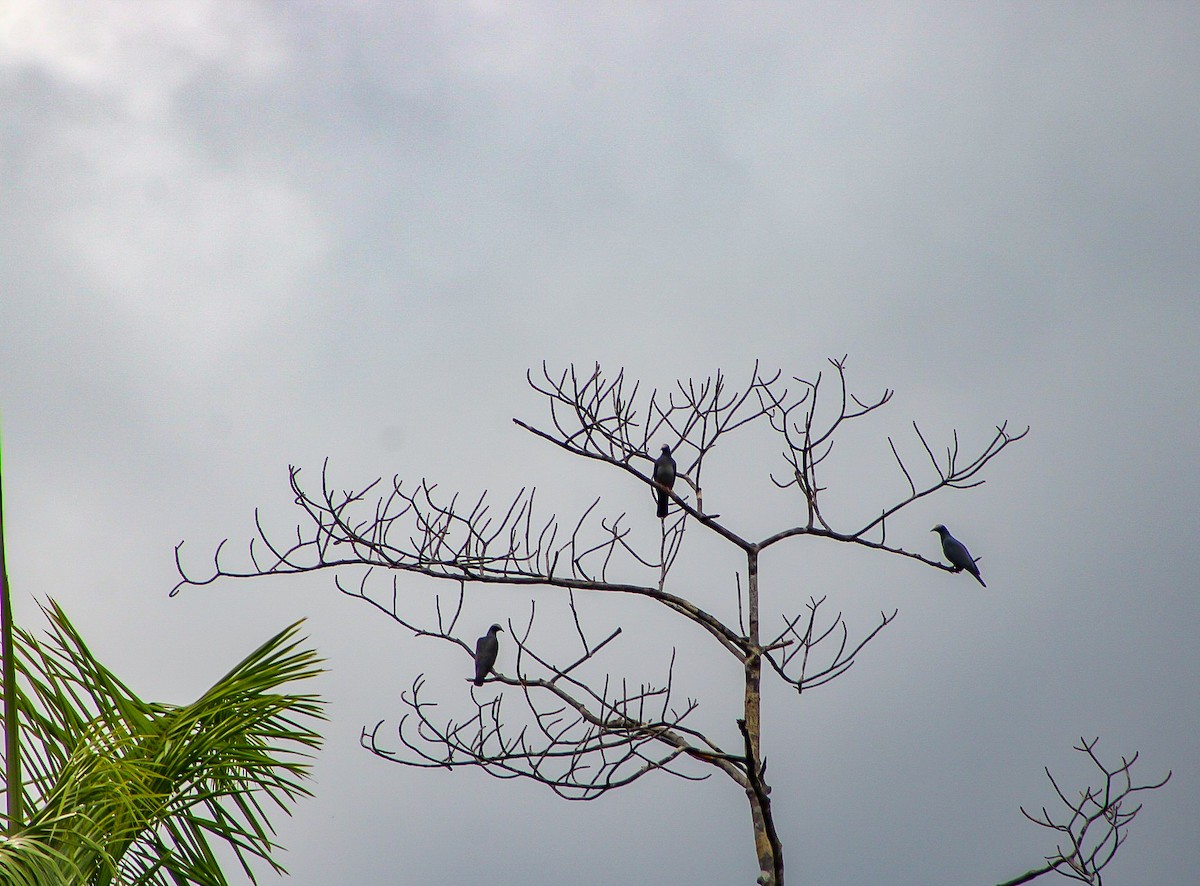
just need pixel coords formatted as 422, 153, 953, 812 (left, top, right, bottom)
0, 600, 325, 885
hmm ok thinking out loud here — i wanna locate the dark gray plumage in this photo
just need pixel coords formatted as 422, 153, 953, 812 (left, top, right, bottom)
931, 524, 986, 587
653, 445, 676, 519
473, 624, 503, 686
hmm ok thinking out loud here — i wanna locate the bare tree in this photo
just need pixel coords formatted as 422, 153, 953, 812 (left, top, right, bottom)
999, 738, 1172, 886
172, 360, 1165, 885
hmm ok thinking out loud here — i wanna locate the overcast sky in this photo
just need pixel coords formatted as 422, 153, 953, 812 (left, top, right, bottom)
2, 2, 1198, 884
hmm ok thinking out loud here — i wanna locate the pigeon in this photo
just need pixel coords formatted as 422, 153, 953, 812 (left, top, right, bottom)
473, 624, 503, 686
931, 524, 986, 587
652, 445, 677, 519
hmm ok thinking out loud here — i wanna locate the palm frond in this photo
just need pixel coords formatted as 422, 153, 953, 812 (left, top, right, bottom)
1, 600, 325, 885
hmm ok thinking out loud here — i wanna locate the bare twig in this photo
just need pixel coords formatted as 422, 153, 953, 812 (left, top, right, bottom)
349, 587, 743, 798
998, 738, 1171, 885
763, 597, 898, 693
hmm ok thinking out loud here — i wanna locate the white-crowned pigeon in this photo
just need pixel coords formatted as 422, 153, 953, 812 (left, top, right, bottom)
931, 524, 986, 587
473, 624, 503, 686
653, 445, 676, 519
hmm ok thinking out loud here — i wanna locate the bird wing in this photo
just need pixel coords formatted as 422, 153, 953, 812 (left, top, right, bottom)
944, 536, 974, 571
654, 454, 675, 485
475, 634, 498, 683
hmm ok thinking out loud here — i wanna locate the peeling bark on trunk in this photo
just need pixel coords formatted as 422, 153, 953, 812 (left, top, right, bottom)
744, 549, 783, 885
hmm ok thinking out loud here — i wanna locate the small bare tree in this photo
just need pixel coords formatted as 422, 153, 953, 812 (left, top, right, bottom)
173, 360, 1166, 885
1000, 738, 1171, 886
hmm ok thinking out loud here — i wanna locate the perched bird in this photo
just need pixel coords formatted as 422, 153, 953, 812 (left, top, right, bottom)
652, 444, 677, 519
931, 524, 986, 587
473, 624, 503, 686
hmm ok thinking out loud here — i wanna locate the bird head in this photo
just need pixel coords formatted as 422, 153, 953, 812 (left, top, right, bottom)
661, 444, 671, 455
490, 624, 504, 634
931, 524, 947, 534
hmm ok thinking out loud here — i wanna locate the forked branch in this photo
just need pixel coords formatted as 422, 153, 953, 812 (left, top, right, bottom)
764, 356, 893, 531
998, 737, 1171, 885
172, 461, 747, 657
754, 357, 1027, 570
763, 596, 898, 693
524, 361, 781, 488
350, 583, 747, 799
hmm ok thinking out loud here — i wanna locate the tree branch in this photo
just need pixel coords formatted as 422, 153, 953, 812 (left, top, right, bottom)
349, 587, 746, 799
997, 737, 1171, 885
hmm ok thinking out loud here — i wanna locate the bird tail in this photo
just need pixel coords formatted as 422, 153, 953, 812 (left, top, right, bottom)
473, 675, 484, 686
973, 571, 987, 588
657, 488, 668, 519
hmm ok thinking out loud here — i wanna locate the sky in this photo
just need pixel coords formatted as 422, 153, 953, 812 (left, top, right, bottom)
2, 2, 1198, 884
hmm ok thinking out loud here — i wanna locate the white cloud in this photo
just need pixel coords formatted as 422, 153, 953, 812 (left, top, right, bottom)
4, 0, 323, 377
1, 0, 284, 119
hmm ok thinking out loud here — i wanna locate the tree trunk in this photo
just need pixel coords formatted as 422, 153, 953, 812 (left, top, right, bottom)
744, 549, 783, 885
